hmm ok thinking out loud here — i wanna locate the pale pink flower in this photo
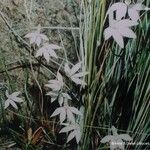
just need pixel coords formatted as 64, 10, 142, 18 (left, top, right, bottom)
35, 43, 61, 62
4, 91, 23, 109
64, 62, 88, 85
101, 126, 132, 150
51, 105, 82, 123
45, 72, 64, 91
104, 19, 138, 48
60, 123, 81, 143
24, 25, 48, 46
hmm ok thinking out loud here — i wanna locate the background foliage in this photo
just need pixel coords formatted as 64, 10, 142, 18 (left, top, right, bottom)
0, 0, 149, 149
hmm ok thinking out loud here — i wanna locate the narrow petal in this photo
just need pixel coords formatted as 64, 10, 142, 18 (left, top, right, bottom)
46, 91, 58, 96
49, 44, 61, 49
62, 93, 71, 100
44, 52, 50, 63
45, 83, 61, 91
128, 8, 140, 21
104, 27, 112, 40
60, 126, 75, 133
107, 2, 127, 20
5, 90, 9, 98
60, 109, 66, 123
4, 100, 10, 109
57, 72, 63, 83
10, 100, 18, 109
75, 129, 81, 144
24, 32, 35, 38
100, 135, 114, 143
13, 98, 23, 103
115, 19, 138, 27
40, 34, 49, 41
11, 91, 20, 97
116, 3, 127, 20
51, 107, 63, 117
133, 3, 144, 10
64, 63, 71, 75
70, 62, 82, 76
36, 37, 42, 47
58, 96, 64, 106
118, 28, 136, 38
72, 72, 88, 78
71, 77, 87, 85
51, 97, 57, 103
69, 107, 82, 116
48, 49, 58, 58
67, 109, 75, 123
119, 134, 133, 141
111, 29, 124, 48
35, 49, 43, 57
67, 130, 76, 143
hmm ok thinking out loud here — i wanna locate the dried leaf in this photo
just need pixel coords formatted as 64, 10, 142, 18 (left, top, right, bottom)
31, 127, 44, 145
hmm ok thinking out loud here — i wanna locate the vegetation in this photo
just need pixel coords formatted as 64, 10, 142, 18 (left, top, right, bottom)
0, 0, 149, 149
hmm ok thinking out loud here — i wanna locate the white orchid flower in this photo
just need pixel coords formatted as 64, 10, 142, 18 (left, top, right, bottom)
107, 1, 149, 22
46, 91, 71, 106
64, 62, 88, 85
101, 126, 132, 150
51, 105, 82, 123
104, 19, 138, 48
4, 90, 23, 110
45, 72, 64, 91
59, 123, 81, 144
24, 25, 48, 46
127, 0, 150, 21
35, 43, 61, 63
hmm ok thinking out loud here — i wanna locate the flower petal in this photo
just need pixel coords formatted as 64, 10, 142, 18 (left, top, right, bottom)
119, 134, 133, 141
107, 2, 127, 20
118, 28, 136, 38
51, 107, 64, 117
72, 72, 88, 78
75, 129, 81, 144
48, 44, 61, 49
59, 125, 75, 133
128, 8, 140, 21
111, 29, 124, 48
60, 109, 66, 123
13, 97, 23, 103
4, 100, 10, 109
71, 77, 87, 85
64, 63, 71, 75
9, 100, 18, 109
11, 91, 20, 97
100, 135, 114, 143
69, 107, 82, 116
67, 109, 75, 123
115, 19, 138, 27
67, 130, 76, 143
104, 27, 113, 40
70, 62, 82, 76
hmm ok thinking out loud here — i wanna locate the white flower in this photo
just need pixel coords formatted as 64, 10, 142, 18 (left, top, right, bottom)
101, 126, 132, 150
107, 1, 150, 22
4, 91, 23, 109
51, 106, 82, 123
45, 72, 63, 91
104, 19, 138, 48
35, 43, 61, 63
127, 0, 150, 21
46, 91, 71, 106
107, 2, 127, 21
59, 123, 81, 144
64, 62, 88, 85
24, 25, 48, 46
